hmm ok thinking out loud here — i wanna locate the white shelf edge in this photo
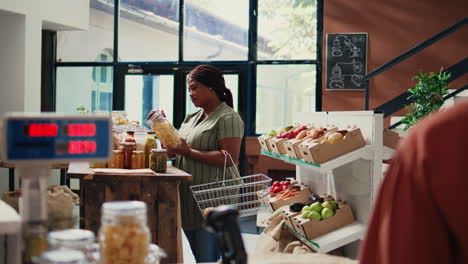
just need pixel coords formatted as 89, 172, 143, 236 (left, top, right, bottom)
287, 221, 364, 253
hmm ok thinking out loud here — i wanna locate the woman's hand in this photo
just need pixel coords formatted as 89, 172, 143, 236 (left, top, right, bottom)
166, 137, 191, 157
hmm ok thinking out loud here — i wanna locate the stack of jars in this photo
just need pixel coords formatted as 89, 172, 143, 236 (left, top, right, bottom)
107, 131, 155, 170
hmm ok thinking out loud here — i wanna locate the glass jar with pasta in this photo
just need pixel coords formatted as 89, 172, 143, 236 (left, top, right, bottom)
146, 110, 180, 148
99, 201, 150, 264
47, 229, 96, 263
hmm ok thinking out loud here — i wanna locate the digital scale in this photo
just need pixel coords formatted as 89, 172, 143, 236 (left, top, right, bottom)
1, 113, 112, 263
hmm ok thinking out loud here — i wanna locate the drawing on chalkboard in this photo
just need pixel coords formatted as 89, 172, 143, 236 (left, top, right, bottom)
326, 33, 367, 90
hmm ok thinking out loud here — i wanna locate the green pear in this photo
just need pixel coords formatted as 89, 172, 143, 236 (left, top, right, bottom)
308, 211, 322, 221
301, 205, 311, 213
301, 211, 310, 219
321, 207, 335, 219
321, 201, 335, 211
310, 202, 323, 213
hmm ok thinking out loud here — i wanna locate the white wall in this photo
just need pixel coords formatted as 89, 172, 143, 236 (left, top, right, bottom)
0, 0, 90, 192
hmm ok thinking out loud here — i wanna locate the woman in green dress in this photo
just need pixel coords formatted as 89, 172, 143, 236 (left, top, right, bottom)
166, 65, 244, 262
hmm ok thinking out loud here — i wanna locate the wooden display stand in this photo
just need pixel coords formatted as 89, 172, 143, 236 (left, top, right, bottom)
67, 163, 192, 264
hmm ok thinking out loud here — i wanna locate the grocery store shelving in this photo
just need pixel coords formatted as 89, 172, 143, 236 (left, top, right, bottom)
285, 222, 365, 253
261, 145, 372, 173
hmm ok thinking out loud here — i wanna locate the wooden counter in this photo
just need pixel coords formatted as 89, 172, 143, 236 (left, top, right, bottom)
67, 162, 192, 264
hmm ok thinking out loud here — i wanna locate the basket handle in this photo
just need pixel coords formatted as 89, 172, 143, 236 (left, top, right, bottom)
221, 150, 241, 182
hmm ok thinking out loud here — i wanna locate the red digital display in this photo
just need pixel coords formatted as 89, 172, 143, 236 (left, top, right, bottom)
67, 124, 96, 137
68, 141, 97, 154
26, 123, 58, 137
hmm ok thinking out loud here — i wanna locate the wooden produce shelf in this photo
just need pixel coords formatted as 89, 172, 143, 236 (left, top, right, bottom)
261, 146, 371, 172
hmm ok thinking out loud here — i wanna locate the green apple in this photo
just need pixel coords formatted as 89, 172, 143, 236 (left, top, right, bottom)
308, 211, 322, 221
310, 202, 323, 213
301, 205, 311, 214
321, 207, 335, 219
301, 211, 310, 219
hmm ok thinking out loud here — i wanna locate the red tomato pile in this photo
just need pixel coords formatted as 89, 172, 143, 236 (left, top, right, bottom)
270, 180, 290, 193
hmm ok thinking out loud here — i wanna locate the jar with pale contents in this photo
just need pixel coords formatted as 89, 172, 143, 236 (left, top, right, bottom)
144, 132, 157, 168
120, 142, 136, 169
131, 151, 145, 169
146, 110, 180, 148
99, 201, 150, 264
108, 150, 124, 168
47, 229, 96, 263
40, 249, 86, 264
150, 149, 167, 173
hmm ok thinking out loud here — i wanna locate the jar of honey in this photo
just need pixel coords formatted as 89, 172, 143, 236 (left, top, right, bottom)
150, 149, 167, 173
108, 150, 124, 168
131, 151, 145, 169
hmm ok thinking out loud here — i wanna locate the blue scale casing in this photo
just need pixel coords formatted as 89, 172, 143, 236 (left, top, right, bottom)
6, 118, 111, 161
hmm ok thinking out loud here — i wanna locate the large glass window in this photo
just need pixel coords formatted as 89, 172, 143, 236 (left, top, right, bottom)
56, 67, 113, 113
184, 0, 249, 61
256, 65, 316, 134
258, 0, 317, 60
57, 0, 115, 62
125, 75, 174, 125
119, 0, 179, 61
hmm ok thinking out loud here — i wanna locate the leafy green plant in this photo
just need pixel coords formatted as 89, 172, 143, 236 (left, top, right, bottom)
400, 69, 451, 130
76, 105, 89, 115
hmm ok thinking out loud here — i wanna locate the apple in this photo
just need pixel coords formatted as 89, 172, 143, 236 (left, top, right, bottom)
321, 207, 335, 219
271, 186, 282, 193
307, 211, 322, 221
280, 181, 290, 186
272, 181, 281, 187
309, 202, 323, 213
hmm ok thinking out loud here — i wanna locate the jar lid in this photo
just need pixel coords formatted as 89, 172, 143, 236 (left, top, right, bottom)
48, 229, 95, 249
151, 149, 167, 153
127, 131, 135, 134
112, 149, 123, 153
121, 142, 136, 146
41, 250, 86, 264
147, 131, 156, 134
132, 150, 144, 154
102, 201, 147, 217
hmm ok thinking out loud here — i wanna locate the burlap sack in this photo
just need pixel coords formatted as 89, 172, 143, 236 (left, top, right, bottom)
1, 185, 79, 230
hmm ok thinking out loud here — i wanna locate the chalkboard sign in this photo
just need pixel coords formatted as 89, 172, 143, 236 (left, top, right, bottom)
326, 33, 368, 90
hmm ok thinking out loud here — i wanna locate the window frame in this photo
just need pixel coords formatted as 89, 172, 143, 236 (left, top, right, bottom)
48, 0, 324, 136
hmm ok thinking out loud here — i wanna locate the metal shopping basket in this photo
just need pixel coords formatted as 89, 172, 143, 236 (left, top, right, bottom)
190, 150, 272, 217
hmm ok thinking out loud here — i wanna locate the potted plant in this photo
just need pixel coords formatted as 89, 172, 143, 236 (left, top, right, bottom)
400, 69, 451, 130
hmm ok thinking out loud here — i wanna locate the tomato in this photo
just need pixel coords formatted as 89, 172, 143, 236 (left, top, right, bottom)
272, 181, 281, 187
271, 186, 282, 193
280, 181, 290, 186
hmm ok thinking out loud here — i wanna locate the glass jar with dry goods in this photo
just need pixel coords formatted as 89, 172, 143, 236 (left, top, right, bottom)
131, 151, 145, 169
47, 229, 96, 263
99, 201, 150, 264
40, 249, 86, 264
23, 221, 48, 264
146, 110, 180, 148
120, 142, 137, 169
125, 131, 137, 143
150, 149, 167, 173
108, 150, 124, 168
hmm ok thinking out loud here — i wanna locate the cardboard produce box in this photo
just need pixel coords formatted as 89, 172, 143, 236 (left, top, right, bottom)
269, 137, 289, 155
281, 207, 302, 228
285, 138, 309, 159
383, 128, 400, 149
302, 128, 366, 164
269, 187, 311, 211
291, 202, 355, 240
258, 135, 273, 152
